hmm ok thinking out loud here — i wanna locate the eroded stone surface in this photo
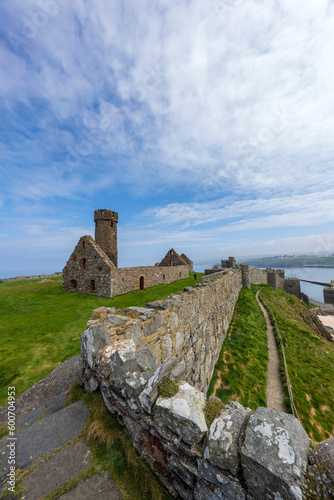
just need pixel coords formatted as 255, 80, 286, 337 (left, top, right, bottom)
139, 357, 179, 413
241, 407, 309, 499
96, 339, 136, 380
154, 382, 207, 445
110, 344, 155, 389
306, 438, 334, 499
80, 323, 111, 370
205, 401, 251, 475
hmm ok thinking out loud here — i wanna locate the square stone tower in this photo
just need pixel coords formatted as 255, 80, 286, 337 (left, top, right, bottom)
94, 209, 118, 267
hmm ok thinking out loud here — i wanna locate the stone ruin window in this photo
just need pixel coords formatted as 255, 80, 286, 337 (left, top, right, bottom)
179, 272, 182, 277
98, 266, 102, 271
70, 279, 77, 290
111, 222, 113, 227
171, 251, 173, 255
89, 280, 96, 292
101, 210, 104, 215
163, 274, 165, 280
81, 258, 87, 270
139, 275, 145, 290
82, 240, 85, 249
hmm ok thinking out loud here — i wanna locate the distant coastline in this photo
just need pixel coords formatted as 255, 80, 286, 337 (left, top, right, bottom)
0, 272, 62, 283
242, 255, 334, 269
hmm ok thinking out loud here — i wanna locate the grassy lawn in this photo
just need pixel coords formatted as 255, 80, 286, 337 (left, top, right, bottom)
208, 286, 269, 410
0, 272, 202, 408
260, 286, 334, 443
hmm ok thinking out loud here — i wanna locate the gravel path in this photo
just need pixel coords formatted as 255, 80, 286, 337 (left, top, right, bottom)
256, 291, 287, 413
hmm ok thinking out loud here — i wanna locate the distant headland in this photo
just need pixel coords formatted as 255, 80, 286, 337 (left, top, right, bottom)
241, 254, 334, 268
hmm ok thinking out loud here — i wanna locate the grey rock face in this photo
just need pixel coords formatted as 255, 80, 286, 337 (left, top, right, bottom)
110, 346, 156, 389
124, 370, 156, 399
307, 438, 334, 499
127, 306, 155, 320
139, 357, 179, 413
241, 407, 309, 500
84, 376, 99, 393
184, 287, 194, 292
145, 301, 168, 310
196, 459, 246, 499
80, 323, 111, 370
154, 382, 207, 445
107, 314, 129, 328
204, 401, 251, 475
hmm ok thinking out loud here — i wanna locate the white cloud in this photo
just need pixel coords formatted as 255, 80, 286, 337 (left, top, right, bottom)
1, 0, 334, 199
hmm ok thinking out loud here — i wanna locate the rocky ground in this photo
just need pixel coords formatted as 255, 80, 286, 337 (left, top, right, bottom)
0, 357, 122, 500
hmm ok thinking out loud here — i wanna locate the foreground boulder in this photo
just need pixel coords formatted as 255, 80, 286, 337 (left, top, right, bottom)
205, 401, 251, 475
154, 382, 208, 445
241, 407, 309, 500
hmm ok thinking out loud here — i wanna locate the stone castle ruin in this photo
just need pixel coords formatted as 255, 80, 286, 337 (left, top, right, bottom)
62, 209, 193, 298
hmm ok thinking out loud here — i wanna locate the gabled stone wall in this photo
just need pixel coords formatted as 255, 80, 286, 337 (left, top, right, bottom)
62, 235, 114, 297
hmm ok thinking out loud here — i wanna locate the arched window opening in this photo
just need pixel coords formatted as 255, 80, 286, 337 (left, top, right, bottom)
163, 274, 165, 280
81, 258, 87, 270
82, 240, 85, 249
89, 280, 96, 292
139, 275, 145, 290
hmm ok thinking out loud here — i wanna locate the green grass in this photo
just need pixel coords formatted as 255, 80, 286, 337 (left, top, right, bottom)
0, 272, 202, 408
208, 286, 269, 410
83, 388, 170, 500
260, 287, 334, 443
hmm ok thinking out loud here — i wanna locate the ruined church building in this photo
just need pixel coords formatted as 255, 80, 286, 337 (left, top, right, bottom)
63, 209, 193, 298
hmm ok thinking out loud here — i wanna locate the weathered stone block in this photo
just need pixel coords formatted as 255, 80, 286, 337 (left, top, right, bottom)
204, 401, 251, 475
80, 323, 111, 370
241, 407, 309, 500
110, 345, 155, 389
139, 357, 179, 414
307, 438, 334, 499
154, 383, 207, 445
146, 301, 168, 310
107, 314, 129, 327
124, 370, 157, 399
96, 339, 136, 379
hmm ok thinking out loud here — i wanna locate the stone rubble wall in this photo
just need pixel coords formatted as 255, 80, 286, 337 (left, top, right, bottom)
83, 270, 242, 393
80, 338, 330, 499
110, 264, 189, 297
79, 271, 332, 499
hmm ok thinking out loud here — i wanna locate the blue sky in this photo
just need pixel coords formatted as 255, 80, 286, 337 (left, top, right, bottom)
1, 0, 334, 276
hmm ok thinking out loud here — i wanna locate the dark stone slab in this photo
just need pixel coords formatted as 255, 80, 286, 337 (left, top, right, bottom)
20, 440, 93, 500
16, 400, 89, 469
59, 471, 123, 499
44, 391, 66, 416
16, 404, 45, 430
0, 355, 81, 426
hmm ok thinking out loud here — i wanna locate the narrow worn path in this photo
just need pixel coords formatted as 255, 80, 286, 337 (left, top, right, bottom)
255, 291, 287, 413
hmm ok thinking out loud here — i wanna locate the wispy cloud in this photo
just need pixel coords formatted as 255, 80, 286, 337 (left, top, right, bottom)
1, 0, 334, 272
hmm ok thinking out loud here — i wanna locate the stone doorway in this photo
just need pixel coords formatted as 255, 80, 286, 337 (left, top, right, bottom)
139, 276, 145, 290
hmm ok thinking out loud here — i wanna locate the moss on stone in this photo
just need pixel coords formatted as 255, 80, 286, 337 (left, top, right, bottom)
158, 377, 179, 398
204, 397, 224, 427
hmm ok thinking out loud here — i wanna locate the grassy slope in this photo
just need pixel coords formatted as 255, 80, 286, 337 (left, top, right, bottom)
208, 287, 269, 410
0, 273, 201, 408
260, 287, 334, 442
